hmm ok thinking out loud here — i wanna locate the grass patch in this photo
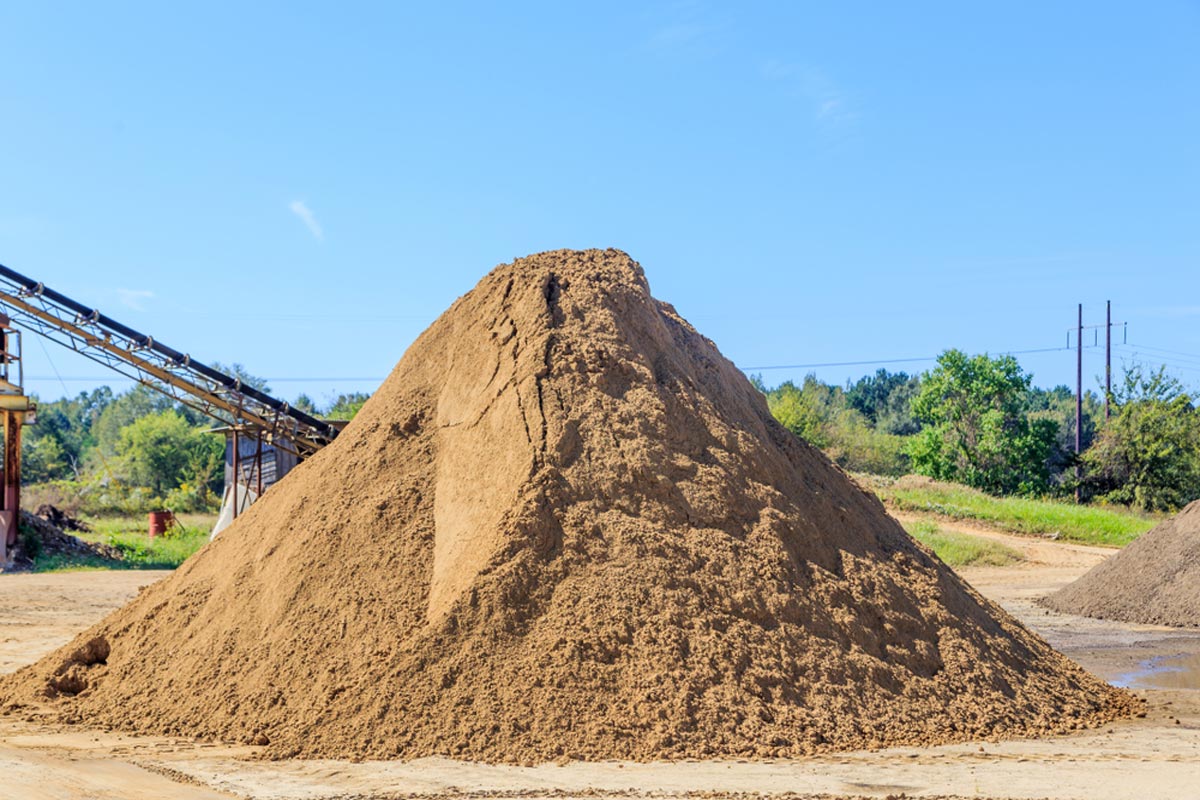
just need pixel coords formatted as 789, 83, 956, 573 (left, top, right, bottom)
869, 476, 1155, 547
30, 554, 123, 572
903, 519, 1024, 568
32, 513, 215, 572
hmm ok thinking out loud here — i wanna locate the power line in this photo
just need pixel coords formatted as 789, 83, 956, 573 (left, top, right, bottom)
31, 334, 72, 397
23, 347, 1200, 382
741, 356, 938, 371
1122, 343, 1200, 367
741, 345, 1079, 372
1115, 347, 1200, 375
1124, 342, 1200, 362
1116, 345, 1200, 367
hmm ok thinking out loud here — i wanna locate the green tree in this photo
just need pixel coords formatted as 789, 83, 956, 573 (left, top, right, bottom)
767, 377, 839, 447
1082, 364, 1200, 511
292, 393, 319, 416
93, 386, 176, 456
1027, 384, 1103, 489
765, 376, 909, 475
908, 350, 1058, 495
22, 435, 69, 484
22, 387, 114, 479
845, 369, 922, 435
115, 410, 224, 498
210, 362, 270, 393
326, 392, 370, 421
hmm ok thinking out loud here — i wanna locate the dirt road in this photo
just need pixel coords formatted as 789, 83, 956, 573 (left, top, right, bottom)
0, 570, 168, 675
1, 526, 1198, 800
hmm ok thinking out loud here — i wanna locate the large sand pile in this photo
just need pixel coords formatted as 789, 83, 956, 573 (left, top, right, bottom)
0, 249, 1134, 761
1045, 500, 1200, 628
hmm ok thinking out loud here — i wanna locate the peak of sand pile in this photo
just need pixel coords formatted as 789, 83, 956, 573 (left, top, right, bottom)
1045, 500, 1200, 628
0, 249, 1134, 761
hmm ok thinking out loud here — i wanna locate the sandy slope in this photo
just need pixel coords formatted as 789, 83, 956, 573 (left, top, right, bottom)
1, 524, 1197, 799
0, 251, 1132, 761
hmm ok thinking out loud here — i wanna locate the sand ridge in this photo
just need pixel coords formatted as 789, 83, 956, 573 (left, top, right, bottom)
1045, 500, 1200, 628
0, 248, 1135, 762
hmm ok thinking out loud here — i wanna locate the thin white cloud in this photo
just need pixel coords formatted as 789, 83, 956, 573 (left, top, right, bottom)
760, 60, 795, 81
817, 98, 845, 121
642, 1, 724, 58
647, 22, 712, 51
761, 61, 857, 129
116, 289, 154, 311
289, 200, 324, 241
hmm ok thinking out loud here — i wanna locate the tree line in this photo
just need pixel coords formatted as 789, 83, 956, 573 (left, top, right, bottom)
22, 365, 369, 515
21, 351, 1199, 516
755, 350, 1200, 512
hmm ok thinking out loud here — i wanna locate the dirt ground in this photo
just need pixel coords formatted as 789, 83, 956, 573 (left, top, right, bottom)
1, 521, 1198, 800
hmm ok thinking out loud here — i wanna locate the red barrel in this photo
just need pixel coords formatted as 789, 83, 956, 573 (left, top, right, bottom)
148, 510, 174, 538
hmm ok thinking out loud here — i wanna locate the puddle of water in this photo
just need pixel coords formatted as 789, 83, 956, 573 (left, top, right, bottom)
1111, 652, 1200, 690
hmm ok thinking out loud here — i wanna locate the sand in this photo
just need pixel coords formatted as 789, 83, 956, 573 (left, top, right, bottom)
5, 538, 1198, 800
0, 248, 1135, 762
1044, 499, 1200, 628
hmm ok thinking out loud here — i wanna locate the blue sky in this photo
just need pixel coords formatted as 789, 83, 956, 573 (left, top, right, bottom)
1, 2, 1198, 407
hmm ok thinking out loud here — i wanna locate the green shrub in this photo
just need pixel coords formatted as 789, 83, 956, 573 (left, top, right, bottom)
163, 482, 221, 514
23, 479, 169, 516
765, 376, 909, 475
16, 520, 43, 560
1081, 365, 1200, 512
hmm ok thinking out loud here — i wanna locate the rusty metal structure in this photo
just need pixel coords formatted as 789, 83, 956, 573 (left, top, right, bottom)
0, 315, 35, 563
0, 264, 339, 457
0, 262, 343, 552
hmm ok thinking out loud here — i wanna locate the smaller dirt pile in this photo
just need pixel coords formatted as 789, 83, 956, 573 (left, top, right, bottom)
1045, 500, 1200, 628
35, 504, 92, 533
1, 512, 119, 572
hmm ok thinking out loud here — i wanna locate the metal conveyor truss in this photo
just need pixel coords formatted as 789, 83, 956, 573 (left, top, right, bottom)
0, 263, 339, 458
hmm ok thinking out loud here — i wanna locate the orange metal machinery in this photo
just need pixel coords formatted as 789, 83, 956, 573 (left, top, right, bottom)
0, 262, 342, 547
0, 314, 36, 565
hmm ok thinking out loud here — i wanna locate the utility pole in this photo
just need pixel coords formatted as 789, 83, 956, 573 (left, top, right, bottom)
1105, 300, 1112, 421
1075, 303, 1083, 503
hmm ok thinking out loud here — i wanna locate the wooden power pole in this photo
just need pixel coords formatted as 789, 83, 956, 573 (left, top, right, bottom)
1075, 303, 1083, 503
1105, 300, 1112, 421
